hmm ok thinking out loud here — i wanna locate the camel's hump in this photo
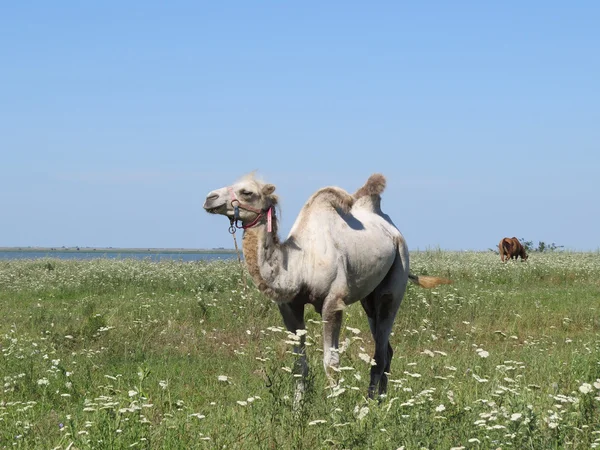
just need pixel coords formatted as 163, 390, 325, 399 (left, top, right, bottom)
302, 186, 354, 213
354, 173, 386, 199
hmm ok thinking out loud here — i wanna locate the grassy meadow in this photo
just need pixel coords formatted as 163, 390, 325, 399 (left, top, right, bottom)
1, 252, 599, 449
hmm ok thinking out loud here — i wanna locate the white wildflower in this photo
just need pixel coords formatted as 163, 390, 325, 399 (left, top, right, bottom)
579, 383, 593, 394
404, 371, 422, 378
327, 387, 346, 398
435, 404, 446, 412
476, 348, 489, 358
308, 419, 327, 425
472, 374, 489, 383
358, 353, 376, 365
354, 406, 369, 420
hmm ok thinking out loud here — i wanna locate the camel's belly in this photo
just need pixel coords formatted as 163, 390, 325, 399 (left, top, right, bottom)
335, 215, 400, 303
298, 208, 405, 304
345, 241, 397, 302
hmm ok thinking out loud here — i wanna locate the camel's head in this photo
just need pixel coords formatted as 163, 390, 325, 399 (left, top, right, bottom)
203, 174, 278, 227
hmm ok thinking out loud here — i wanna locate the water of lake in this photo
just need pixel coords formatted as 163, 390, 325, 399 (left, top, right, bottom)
0, 251, 238, 262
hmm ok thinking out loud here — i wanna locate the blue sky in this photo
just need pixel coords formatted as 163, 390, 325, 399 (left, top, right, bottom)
1, 1, 598, 250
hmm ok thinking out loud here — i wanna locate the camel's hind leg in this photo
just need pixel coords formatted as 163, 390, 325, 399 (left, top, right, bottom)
361, 255, 408, 399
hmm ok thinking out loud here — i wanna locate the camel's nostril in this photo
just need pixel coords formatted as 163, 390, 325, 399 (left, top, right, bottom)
206, 193, 219, 201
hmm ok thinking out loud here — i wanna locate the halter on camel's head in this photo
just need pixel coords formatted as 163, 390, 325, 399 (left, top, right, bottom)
227, 186, 274, 232
203, 174, 278, 234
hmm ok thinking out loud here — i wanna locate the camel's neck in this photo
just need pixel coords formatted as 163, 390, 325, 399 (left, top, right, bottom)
242, 218, 297, 301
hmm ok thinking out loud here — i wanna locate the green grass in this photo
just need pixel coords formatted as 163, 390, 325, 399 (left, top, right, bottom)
1, 252, 599, 449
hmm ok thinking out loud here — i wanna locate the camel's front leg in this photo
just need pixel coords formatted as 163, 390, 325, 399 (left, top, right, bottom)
278, 301, 307, 378
278, 301, 308, 409
322, 296, 345, 384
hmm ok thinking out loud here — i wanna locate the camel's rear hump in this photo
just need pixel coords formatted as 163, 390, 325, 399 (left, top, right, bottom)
354, 174, 386, 199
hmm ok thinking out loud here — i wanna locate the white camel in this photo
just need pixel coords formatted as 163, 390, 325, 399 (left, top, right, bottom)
203, 173, 450, 398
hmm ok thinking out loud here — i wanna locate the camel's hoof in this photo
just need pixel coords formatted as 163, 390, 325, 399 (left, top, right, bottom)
367, 387, 376, 400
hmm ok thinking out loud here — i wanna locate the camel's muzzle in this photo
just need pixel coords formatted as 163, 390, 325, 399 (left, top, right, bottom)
203, 197, 228, 215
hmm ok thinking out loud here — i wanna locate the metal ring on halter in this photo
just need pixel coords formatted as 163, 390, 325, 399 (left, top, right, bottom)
228, 218, 237, 234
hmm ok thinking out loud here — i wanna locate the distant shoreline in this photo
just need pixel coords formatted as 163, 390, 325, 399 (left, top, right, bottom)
0, 247, 237, 254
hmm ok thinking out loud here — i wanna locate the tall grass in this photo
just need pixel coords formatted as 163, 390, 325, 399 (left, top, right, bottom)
1, 252, 599, 449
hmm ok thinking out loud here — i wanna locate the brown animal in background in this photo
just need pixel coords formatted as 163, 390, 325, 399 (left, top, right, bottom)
499, 237, 528, 262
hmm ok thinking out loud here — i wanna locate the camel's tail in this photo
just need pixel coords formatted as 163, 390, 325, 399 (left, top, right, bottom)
408, 273, 452, 289
354, 173, 386, 199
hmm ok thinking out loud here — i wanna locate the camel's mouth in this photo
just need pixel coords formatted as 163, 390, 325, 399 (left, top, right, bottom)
203, 200, 228, 216
204, 206, 227, 215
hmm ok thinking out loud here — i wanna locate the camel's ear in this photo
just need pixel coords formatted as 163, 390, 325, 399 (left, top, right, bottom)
262, 184, 276, 196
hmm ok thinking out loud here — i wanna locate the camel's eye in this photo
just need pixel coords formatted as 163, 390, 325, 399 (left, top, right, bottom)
241, 190, 253, 197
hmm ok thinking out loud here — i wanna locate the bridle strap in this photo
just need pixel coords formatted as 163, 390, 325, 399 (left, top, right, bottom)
227, 186, 273, 232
